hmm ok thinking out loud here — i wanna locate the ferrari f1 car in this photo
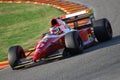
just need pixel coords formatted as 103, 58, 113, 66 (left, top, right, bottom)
8, 9, 112, 70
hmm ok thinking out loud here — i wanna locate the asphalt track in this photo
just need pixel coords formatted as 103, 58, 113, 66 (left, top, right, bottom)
0, 0, 120, 80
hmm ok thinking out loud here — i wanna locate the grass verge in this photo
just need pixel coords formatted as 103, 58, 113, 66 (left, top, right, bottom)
0, 3, 64, 61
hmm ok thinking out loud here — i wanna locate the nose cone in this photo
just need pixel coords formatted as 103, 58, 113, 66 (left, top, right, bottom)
32, 51, 45, 61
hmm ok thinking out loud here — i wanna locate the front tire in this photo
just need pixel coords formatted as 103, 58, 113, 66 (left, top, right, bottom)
8, 46, 25, 70
63, 31, 83, 57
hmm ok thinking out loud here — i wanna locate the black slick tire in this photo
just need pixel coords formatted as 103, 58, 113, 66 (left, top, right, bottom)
93, 18, 113, 42
8, 46, 25, 70
63, 31, 83, 57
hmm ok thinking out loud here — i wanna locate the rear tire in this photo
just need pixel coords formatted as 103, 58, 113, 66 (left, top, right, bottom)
63, 48, 72, 58
8, 46, 25, 70
63, 31, 83, 57
93, 18, 112, 42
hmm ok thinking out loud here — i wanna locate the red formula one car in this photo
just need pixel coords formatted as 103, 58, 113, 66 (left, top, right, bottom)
8, 9, 112, 70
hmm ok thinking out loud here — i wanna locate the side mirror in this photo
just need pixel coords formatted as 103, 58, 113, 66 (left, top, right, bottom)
40, 34, 46, 39
40, 32, 49, 39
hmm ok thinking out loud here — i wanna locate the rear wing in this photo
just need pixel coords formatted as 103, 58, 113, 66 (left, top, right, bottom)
60, 9, 94, 28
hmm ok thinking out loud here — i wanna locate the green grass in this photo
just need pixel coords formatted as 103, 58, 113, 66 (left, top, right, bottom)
0, 3, 64, 61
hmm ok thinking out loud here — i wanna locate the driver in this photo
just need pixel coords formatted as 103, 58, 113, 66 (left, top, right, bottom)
49, 18, 70, 35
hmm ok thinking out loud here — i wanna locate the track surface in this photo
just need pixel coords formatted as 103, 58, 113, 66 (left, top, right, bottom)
0, 0, 120, 80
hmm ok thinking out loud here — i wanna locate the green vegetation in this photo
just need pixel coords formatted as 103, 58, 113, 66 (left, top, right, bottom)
0, 3, 64, 61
